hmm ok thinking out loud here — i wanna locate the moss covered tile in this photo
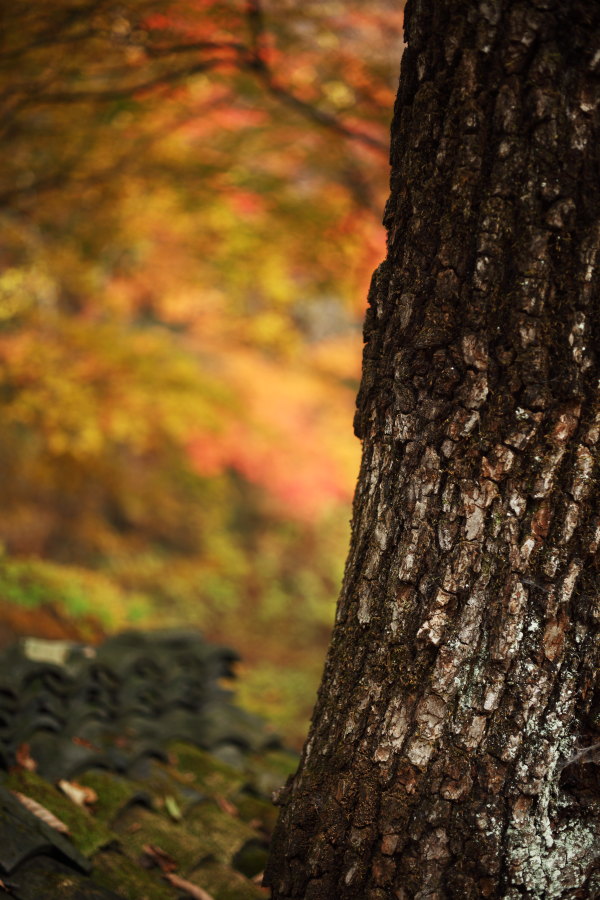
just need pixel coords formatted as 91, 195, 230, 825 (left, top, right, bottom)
187, 860, 268, 900
111, 805, 211, 872
165, 741, 246, 797
4, 769, 115, 858
90, 847, 181, 900
183, 798, 261, 864
77, 770, 152, 826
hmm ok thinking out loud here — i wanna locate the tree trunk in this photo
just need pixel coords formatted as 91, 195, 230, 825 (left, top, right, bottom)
265, 2, 600, 898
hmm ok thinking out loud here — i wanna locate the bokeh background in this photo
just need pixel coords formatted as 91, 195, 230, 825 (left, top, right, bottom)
0, 0, 403, 747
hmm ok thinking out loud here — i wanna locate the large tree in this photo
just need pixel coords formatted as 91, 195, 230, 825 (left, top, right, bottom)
265, 1, 600, 897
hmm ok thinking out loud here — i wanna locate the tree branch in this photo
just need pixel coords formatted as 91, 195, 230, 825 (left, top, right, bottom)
1, 0, 111, 61
143, 40, 247, 58
242, 0, 387, 155
5, 0, 388, 183
256, 73, 388, 154
26, 58, 232, 104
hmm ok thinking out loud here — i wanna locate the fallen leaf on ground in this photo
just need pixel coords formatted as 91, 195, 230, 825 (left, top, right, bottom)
214, 793, 238, 817
141, 843, 178, 873
58, 779, 98, 808
71, 735, 97, 750
15, 743, 37, 772
177, 770, 197, 783
12, 791, 70, 834
164, 873, 215, 899
164, 794, 182, 821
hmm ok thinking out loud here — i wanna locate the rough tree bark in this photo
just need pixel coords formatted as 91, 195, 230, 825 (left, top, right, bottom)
265, 2, 600, 898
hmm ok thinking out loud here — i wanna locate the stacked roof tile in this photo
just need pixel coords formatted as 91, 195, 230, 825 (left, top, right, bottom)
0, 630, 296, 899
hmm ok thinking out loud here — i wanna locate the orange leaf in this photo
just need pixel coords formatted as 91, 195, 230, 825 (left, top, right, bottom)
141, 843, 178, 873
58, 779, 98, 808
71, 736, 97, 750
15, 743, 37, 773
214, 794, 238, 817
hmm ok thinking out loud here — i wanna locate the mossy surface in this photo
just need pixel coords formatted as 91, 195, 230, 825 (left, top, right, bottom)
0, 740, 292, 898
78, 770, 153, 826
111, 803, 221, 872
189, 860, 268, 900
4, 768, 115, 858
91, 847, 181, 900
252, 749, 298, 781
122, 757, 201, 813
166, 741, 247, 797
232, 837, 269, 878
246, 749, 297, 797
184, 798, 260, 862
0, 630, 301, 898
236, 790, 279, 831
9, 856, 122, 900
0, 730, 300, 900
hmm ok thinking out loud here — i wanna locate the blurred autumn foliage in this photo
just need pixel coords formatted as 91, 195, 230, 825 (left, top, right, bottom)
0, 0, 403, 743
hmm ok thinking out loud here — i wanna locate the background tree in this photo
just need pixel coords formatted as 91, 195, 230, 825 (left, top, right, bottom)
0, 0, 404, 742
265, 1, 600, 896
